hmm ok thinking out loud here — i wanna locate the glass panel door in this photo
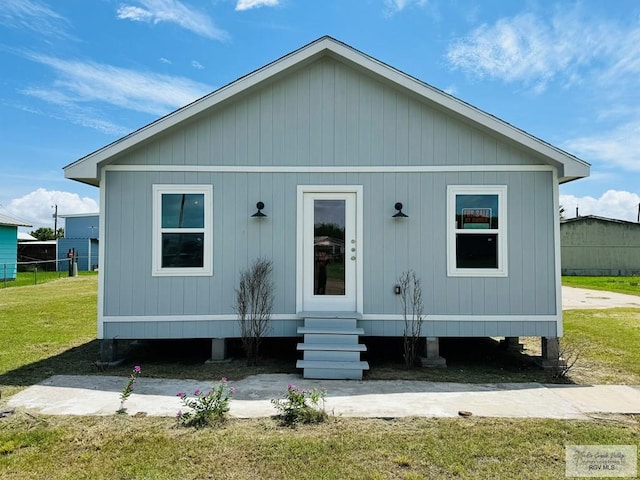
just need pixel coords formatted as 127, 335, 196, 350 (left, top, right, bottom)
302, 191, 357, 312
314, 199, 346, 295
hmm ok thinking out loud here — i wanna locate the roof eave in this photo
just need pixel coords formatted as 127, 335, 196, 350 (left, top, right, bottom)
64, 36, 590, 184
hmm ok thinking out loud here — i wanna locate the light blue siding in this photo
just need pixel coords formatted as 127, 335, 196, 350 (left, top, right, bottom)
64, 215, 99, 238
103, 170, 557, 316
101, 55, 559, 340
58, 238, 92, 271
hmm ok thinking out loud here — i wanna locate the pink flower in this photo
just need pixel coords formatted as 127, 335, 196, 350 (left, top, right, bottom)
221, 377, 228, 383
134, 365, 141, 373
229, 387, 237, 394
177, 391, 185, 397
194, 389, 201, 396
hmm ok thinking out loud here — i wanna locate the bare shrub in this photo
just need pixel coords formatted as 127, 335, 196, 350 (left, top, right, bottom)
550, 338, 580, 380
235, 258, 274, 366
399, 270, 424, 369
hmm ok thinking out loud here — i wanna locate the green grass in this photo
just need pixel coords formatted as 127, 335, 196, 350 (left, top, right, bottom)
562, 275, 640, 296
1, 270, 97, 289
0, 413, 637, 479
1, 276, 640, 478
563, 308, 640, 384
0, 276, 98, 397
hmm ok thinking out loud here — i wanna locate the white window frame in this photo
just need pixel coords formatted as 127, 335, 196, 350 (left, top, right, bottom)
447, 185, 508, 277
152, 184, 213, 277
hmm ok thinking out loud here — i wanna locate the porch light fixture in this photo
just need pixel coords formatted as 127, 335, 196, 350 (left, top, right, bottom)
392, 202, 408, 218
251, 201, 267, 218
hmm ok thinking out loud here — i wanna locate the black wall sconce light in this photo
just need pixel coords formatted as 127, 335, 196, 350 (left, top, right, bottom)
251, 201, 267, 218
392, 202, 408, 218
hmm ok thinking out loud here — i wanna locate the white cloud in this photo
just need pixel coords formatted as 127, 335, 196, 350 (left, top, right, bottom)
1, 0, 72, 38
23, 53, 211, 118
565, 121, 640, 172
116, 0, 229, 41
383, 0, 428, 15
116, 5, 153, 22
160, 57, 172, 64
235, 0, 279, 11
6, 188, 98, 230
446, 8, 633, 92
191, 60, 204, 70
560, 190, 640, 222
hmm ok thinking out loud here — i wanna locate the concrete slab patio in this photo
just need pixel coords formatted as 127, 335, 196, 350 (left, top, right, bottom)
7, 374, 640, 420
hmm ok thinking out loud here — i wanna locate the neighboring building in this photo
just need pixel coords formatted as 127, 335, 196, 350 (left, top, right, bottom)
64, 37, 589, 378
17, 232, 37, 241
17, 240, 57, 271
57, 213, 100, 271
561, 215, 640, 276
0, 213, 31, 281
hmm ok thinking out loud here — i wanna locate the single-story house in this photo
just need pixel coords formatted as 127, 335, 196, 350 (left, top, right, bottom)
561, 215, 640, 276
57, 213, 100, 271
64, 36, 589, 379
0, 213, 32, 281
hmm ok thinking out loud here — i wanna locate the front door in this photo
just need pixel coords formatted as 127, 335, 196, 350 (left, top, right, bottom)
299, 189, 359, 313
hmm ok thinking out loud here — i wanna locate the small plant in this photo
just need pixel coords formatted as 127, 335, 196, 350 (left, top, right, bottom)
271, 383, 327, 426
235, 258, 274, 366
549, 338, 581, 381
117, 365, 141, 414
176, 377, 235, 428
398, 270, 425, 369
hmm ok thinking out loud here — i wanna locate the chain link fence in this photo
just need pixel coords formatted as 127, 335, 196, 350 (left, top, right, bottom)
1, 256, 93, 288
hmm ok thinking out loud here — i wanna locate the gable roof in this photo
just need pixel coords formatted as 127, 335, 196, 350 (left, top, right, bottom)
0, 212, 32, 228
64, 36, 590, 186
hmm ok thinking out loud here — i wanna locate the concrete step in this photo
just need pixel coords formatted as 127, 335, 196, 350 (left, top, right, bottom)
297, 311, 362, 319
302, 350, 363, 362
297, 327, 365, 335
302, 333, 361, 344
296, 360, 370, 380
303, 318, 358, 329
296, 360, 370, 370
297, 343, 367, 352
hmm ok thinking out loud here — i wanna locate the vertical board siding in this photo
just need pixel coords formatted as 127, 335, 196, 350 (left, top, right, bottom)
561, 218, 640, 275
0, 226, 18, 280
112, 57, 544, 169
102, 55, 559, 338
104, 169, 556, 318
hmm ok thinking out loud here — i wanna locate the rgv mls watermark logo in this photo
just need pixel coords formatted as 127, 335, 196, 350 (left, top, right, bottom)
566, 445, 637, 477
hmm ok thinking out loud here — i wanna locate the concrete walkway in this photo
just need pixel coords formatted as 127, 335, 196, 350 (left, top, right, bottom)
7, 288, 640, 420
7, 374, 640, 420
562, 286, 640, 309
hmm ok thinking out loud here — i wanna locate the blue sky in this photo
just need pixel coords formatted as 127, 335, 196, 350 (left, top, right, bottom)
1, 0, 639, 229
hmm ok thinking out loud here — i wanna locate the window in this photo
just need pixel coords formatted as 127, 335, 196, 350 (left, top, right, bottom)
447, 185, 507, 277
152, 185, 213, 276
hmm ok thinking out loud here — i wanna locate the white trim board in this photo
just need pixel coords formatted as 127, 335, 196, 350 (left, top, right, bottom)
101, 314, 560, 323
105, 164, 555, 174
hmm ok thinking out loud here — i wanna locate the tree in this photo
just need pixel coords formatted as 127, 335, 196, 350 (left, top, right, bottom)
29, 227, 64, 240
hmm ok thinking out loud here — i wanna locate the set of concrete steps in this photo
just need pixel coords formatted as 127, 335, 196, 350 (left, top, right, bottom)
296, 313, 369, 380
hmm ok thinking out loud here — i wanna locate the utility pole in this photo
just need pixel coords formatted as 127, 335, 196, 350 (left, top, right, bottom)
52, 204, 58, 237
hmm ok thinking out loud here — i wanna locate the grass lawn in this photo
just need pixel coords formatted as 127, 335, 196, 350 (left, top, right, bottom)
563, 308, 640, 384
1, 276, 639, 478
562, 275, 640, 296
1, 270, 97, 289
0, 413, 638, 480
